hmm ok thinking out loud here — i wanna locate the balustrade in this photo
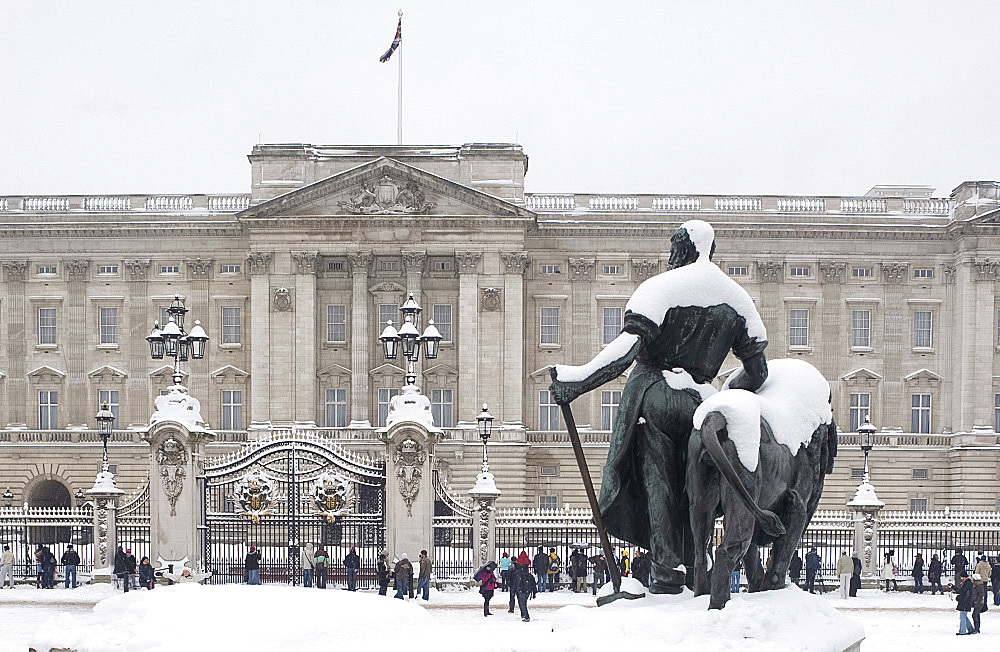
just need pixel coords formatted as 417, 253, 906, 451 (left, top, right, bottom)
588, 195, 639, 210
714, 196, 763, 212
22, 197, 71, 211
840, 197, 886, 213
903, 198, 950, 214
207, 195, 250, 211
526, 194, 576, 210
82, 196, 132, 211
145, 195, 195, 211
651, 196, 702, 211
776, 197, 826, 212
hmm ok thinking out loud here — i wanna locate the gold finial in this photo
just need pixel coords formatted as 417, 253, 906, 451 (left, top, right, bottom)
398, 9, 403, 17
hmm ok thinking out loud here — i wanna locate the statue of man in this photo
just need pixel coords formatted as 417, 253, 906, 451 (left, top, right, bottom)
548, 220, 768, 594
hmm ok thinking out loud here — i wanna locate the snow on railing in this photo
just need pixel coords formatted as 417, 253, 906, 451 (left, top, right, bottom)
207, 195, 250, 211
82, 196, 132, 211
714, 196, 763, 212
0, 193, 251, 213
589, 195, 639, 210
651, 196, 702, 211
776, 197, 826, 212
23, 197, 72, 211
840, 198, 886, 213
525, 194, 576, 210
903, 199, 950, 215
145, 195, 195, 211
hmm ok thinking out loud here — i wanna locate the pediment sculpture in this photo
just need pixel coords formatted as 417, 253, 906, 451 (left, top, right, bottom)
340, 173, 436, 215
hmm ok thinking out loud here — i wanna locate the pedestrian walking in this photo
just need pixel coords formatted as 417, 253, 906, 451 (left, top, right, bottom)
137, 557, 155, 590
952, 547, 969, 584
344, 546, 360, 591
114, 545, 129, 592
954, 571, 975, 635
393, 553, 412, 599
789, 550, 803, 587
245, 545, 262, 585
498, 552, 511, 592
313, 545, 328, 589
377, 553, 390, 596
928, 554, 943, 594
0, 545, 13, 589
546, 548, 561, 591
837, 551, 853, 599
849, 554, 862, 597
417, 550, 432, 601
974, 554, 991, 612
61, 544, 80, 589
510, 558, 537, 622
805, 547, 821, 593
509, 551, 530, 613
300, 543, 315, 588
532, 546, 549, 593
912, 552, 925, 594
475, 561, 498, 616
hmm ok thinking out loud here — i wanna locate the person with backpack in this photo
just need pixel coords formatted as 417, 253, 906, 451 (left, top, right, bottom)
300, 543, 315, 588
928, 554, 944, 594
589, 552, 609, 595
343, 546, 360, 592
508, 551, 530, 613
805, 547, 821, 593
912, 552, 925, 594
532, 546, 549, 593
393, 553, 412, 599
952, 547, 969, 584
633, 550, 652, 588
618, 550, 630, 578
509, 556, 537, 622
475, 561, 498, 616
313, 545, 328, 589
61, 544, 80, 589
546, 548, 561, 591
569, 548, 588, 592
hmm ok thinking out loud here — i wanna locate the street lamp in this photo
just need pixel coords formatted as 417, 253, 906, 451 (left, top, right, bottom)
2, 488, 12, 508
149, 294, 208, 388
74, 488, 85, 507
377, 292, 442, 386
477, 403, 494, 473
858, 415, 877, 483
95, 402, 115, 474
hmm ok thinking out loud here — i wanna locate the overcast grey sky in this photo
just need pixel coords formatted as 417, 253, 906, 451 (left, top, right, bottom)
1, 1, 997, 197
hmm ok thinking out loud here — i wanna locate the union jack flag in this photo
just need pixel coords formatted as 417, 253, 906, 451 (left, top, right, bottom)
379, 18, 402, 63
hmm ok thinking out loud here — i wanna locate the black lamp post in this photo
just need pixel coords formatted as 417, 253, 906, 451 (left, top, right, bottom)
858, 415, 877, 483
2, 488, 12, 508
147, 294, 207, 387
95, 402, 115, 474
74, 488, 85, 508
378, 292, 442, 386
477, 403, 494, 473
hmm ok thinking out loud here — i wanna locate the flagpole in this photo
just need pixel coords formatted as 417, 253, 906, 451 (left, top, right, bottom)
397, 9, 403, 145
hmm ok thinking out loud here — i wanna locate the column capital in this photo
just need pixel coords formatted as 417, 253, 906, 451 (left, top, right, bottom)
756, 260, 783, 283
401, 250, 427, 275
973, 258, 1000, 282
291, 251, 320, 275
880, 262, 909, 284
456, 252, 482, 275
500, 252, 530, 275
348, 252, 373, 275
246, 252, 273, 276
124, 259, 151, 281
631, 258, 660, 282
1, 260, 29, 282
568, 257, 595, 282
818, 261, 847, 284
64, 259, 90, 281
185, 257, 214, 280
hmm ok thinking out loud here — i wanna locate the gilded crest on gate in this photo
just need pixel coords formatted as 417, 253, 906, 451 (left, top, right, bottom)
312, 471, 356, 523
235, 470, 275, 523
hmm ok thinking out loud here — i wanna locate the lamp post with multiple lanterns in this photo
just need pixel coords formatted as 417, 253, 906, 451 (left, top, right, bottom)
145, 294, 209, 388
378, 292, 442, 387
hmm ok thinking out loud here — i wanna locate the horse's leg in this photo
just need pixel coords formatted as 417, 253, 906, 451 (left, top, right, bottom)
710, 488, 754, 610
744, 543, 765, 592
763, 489, 808, 591
687, 435, 719, 597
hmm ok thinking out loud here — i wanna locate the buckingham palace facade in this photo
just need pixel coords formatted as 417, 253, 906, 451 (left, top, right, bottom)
1, 142, 999, 513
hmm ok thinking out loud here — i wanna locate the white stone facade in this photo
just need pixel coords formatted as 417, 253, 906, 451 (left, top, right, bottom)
1, 143, 998, 514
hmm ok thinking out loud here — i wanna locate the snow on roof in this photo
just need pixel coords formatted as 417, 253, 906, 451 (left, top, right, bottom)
87, 365, 128, 378
625, 259, 767, 341
903, 368, 942, 382
694, 359, 832, 471
210, 365, 249, 378
841, 368, 882, 381
26, 365, 66, 377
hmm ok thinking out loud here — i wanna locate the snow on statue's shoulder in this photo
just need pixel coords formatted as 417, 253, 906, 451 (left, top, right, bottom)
694, 359, 832, 471
625, 260, 766, 341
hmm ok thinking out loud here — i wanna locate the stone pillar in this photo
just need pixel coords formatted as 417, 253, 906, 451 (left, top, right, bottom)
348, 253, 373, 425
141, 391, 216, 571
818, 261, 846, 378
124, 260, 152, 426
468, 461, 501, 569
457, 252, 482, 421
382, 419, 437, 559
846, 479, 885, 578
86, 472, 124, 581
248, 253, 273, 429
501, 253, 529, 426
568, 258, 595, 423
2, 261, 28, 426
880, 262, 907, 428
64, 260, 89, 425
292, 252, 319, 424
756, 261, 782, 348
402, 251, 426, 381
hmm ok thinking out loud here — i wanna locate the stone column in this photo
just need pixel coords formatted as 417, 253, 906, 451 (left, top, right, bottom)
184, 258, 213, 423
348, 252, 373, 425
756, 261, 782, 348
818, 261, 846, 377
965, 259, 997, 430
291, 252, 319, 424
402, 251, 426, 382
846, 479, 885, 578
382, 420, 436, 559
880, 263, 908, 428
501, 253, 530, 426
568, 258, 595, 424
124, 260, 152, 426
64, 260, 89, 425
247, 252, 273, 429
468, 460, 501, 569
2, 261, 28, 426
457, 252, 482, 421
86, 472, 124, 581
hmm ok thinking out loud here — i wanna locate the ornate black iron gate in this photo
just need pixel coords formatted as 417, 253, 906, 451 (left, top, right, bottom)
202, 433, 385, 588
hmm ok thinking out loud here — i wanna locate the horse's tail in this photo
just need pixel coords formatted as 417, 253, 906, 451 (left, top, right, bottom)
699, 411, 786, 537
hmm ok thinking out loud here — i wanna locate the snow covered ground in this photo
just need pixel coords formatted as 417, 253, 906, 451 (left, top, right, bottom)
0, 582, 996, 652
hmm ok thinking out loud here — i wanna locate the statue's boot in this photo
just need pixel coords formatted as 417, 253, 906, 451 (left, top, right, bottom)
648, 579, 684, 595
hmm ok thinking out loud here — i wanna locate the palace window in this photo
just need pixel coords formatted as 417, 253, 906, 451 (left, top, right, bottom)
99, 307, 118, 344
603, 264, 623, 275
911, 394, 931, 433
98, 265, 118, 275
603, 307, 622, 345
728, 266, 749, 276
377, 388, 400, 428
98, 390, 120, 429
326, 305, 347, 343
379, 304, 399, 329
539, 495, 558, 510
909, 498, 928, 512
851, 267, 872, 278
788, 309, 809, 346
432, 260, 453, 272
379, 260, 398, 272
432, 304, 453, 342
38, 391, 59, 429
601, 390, 621, 430
431, 389, 453, 428
38, 308, 57, 345
851, 310, 871, 348
327, 261, 344, 272
849, 392, 870, 432
220, 264, 241, 274
221, 390, 243, 430
850, 467, 865, 479
789, 266, 810, 277
222, 307, 241, 344
36, 265, 57, 275
539, 465, 558, 477
913, 311, 932, 348
540, 307, 560, 344
538, 390, 560, 430
540, 264, 561, 275
912, 468, 929, 480
325, 388, 347, 428
159, 264, 179, 274
913, 268, 934, 279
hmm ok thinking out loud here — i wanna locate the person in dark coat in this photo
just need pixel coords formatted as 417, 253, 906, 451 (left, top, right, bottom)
245, 545, 262, 585
61, 545, 81, 589
789, 550, 803, 587
475, 561, 498, 616
954, 571, 975, 635
114, 545, 130, 592
952, 547, 969, 584
912, 553, 925, 594
805, 548, 821, 593
124, 548, 138, 590
509, 559, 537, 622
137, 557, 155, 590
849, 554, 862, 597
569, 548, 588, 593
508, 551, 530, 613
393, 553, 412, 599
313, 545, 328, 589
532, 546, 549, 593
928, 554, 943, 594
41, 546, 56, 589
633, 550, 652, 588
377, 553, 390, 596
343, 546, 360, 592
589, 552, 609, 595
991, 556, 1000, 607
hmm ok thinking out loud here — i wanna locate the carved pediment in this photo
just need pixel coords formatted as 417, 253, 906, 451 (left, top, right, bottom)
149, 365, 187, 383
27, 365, 66, 383
369, 363, 406, 378
841, 368, 882, 385
317, 363, 352, 383
240, 158, 534, 220
422, 364, 459, 381
210, 365, 250, 384
88, 365, 128, 382
903, 368, 943, 386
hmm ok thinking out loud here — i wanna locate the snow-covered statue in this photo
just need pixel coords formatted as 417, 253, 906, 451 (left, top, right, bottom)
688, 359, 837, 609
549, 219, 769, 596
